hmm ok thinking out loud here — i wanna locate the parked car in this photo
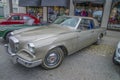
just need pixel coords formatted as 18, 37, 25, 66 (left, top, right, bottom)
113, 41, 120, 65
0, 13, 40, 25
0, 24, 40, 41
6, 16, 106, 69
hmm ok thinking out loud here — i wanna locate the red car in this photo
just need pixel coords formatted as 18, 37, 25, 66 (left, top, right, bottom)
0, 13, 40, 25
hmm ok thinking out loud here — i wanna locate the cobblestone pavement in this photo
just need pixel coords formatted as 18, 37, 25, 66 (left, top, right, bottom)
0, 30, 120, 80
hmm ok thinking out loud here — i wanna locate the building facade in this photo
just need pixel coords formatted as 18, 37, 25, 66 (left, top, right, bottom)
19, 0, 70, 22
108, 0, 120, 30
17, 0, 120, 29
18, 0, 107, 26
0, 0, 26, 18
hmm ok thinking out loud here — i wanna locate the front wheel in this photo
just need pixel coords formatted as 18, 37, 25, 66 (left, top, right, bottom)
113, 52, 119, 65
41, 47, 64, 70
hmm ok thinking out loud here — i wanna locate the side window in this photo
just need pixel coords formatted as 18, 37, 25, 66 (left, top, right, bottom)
23, 16, 32, 20
79, 19, 95, 30
11, 15, 22, 20
79, 19, 89, 30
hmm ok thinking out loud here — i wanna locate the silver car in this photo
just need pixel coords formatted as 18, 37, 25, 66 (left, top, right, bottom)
113, 41, 120, 65
7, 16, 106, 69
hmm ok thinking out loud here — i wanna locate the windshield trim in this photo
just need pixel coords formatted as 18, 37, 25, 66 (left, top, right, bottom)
74, 18, 81, 30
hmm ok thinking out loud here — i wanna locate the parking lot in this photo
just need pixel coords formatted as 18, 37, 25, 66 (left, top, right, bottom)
0, 30, 120, 80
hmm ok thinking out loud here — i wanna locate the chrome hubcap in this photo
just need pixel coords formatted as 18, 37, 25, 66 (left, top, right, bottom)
46, 53, 59, 66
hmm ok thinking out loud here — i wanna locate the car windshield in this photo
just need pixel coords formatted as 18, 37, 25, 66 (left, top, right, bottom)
53, 16, 79, 28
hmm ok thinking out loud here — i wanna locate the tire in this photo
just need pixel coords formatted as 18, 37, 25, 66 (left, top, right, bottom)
3, 32, 11, 42
41, 47, 64, 70
113, 52, 119, 65
95, 34, 103, 45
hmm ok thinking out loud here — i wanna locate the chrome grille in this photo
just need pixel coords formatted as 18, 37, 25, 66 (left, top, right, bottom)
9, 36, 19, 53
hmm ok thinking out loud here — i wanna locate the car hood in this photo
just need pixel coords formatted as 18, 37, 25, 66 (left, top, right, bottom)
14, 24, 74, 42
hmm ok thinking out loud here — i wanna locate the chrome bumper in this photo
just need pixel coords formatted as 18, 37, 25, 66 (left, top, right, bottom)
6, 44, 42, 68
114, 50, 120, 63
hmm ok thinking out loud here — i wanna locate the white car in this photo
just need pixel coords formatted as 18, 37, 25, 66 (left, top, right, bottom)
113, 41, 120, 65
7, 16, 106, 69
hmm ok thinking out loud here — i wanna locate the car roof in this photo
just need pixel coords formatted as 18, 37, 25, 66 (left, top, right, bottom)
65, 15, 95, 20
10, 13, 30, 16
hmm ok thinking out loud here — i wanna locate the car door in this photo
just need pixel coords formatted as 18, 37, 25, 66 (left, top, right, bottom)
76, 19, 94, 50
87, 19, 98, 43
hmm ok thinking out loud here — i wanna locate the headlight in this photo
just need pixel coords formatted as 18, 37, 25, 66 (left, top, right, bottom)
118, 48, 120, 54
5, 32, 14, 42
28, 43, 35, 54
10, 32, 14, 36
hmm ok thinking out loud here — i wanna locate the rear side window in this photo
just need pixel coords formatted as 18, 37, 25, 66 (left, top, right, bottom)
79, 19, 95, 30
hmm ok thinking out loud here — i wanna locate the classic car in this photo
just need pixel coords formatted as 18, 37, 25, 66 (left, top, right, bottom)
0, 24, 40, 41
7, 16, 106, 69
113, 41, 120, 65
0, 13, 40, 25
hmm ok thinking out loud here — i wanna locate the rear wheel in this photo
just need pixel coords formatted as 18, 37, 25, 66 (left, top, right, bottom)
41, 47, 64, 70
95, 34, 103, 45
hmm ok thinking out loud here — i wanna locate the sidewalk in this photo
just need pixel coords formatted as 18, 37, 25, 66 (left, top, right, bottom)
108, 24, 120, 31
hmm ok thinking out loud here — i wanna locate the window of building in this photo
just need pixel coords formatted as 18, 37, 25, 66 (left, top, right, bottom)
12, 0, 18, 4
108, 2, 120, 30
26, 7, 43, 21
47, 6, 68, 23
0, 7, 4, 17
13, 8, 18, 13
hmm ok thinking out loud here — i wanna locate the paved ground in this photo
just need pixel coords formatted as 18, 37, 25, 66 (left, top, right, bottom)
0, 30, 120, 80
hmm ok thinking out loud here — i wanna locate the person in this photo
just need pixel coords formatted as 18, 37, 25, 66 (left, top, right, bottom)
88, 8, 93, 17
65, 9, 69, 15
80, 8, 88, 16
75, 8, 80, 16
89, 20, 94, 29
37, 13, 40, 20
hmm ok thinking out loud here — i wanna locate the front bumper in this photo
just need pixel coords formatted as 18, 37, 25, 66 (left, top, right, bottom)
6, 45, 42, 68
114, 50, 120, 63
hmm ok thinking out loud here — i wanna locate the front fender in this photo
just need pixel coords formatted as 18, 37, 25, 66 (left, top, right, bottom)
0, 29, 10, 38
